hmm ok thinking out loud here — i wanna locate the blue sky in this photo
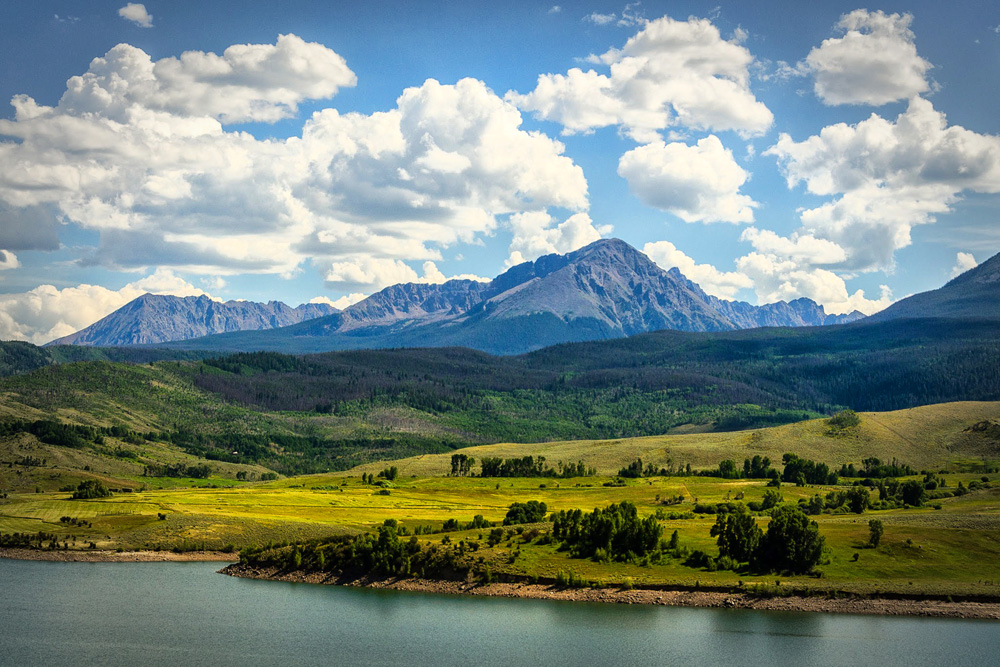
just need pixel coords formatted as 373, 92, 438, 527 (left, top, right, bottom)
1, 1, 998, 343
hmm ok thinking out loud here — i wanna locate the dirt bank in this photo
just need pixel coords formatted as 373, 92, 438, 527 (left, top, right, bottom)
221, 563, 1000, 620
0, 548, 238, 563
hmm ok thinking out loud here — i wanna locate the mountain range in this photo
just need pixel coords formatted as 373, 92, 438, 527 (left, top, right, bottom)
54, 238, 865, 354
59, 238, 1000, 356
49, 295, 337, 347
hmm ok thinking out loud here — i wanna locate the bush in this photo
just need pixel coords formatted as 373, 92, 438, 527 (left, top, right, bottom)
503, 500, 548, 526
868, 519, 884, 548
827, 409, 860, 430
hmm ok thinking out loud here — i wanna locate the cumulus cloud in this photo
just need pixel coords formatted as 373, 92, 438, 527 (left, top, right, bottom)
506, 211, 612, 267
59, 35, 356, 124
805, 10, 932, 106
642, 241, 752, 299
0, 269, 209, 344
118, 3, 153, 28
951, 252, 978, 277
322, 255, 490, 293
618, 136, 757, 223
766, 97, 1000, 272
0, 39, 587, 301
736, 252, 892, 315
508, 14, 772, 141
739, 227, 846, 265
0, 250, 19, 271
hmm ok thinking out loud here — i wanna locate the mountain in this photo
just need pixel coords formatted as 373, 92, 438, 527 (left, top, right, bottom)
48, 294, 338, 347
867, 251, 1000, 322
156, 239, 863, 355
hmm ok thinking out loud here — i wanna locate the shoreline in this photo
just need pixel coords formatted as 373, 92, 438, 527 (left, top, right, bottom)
221, 563, 1000, 620
0, 548, 238, 563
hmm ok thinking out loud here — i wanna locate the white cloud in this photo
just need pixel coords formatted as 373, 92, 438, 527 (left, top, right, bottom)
766, 97, 1000, 272
736, 252, 893, 315
584, 13, 617, 26
0, 250, 19, 271
118, 3, 153, 28
322, 256, 489, 293
739, 227, 846, 265
548, 6, 562, 15
59, 35, 356, 124
310, 293, 366, 310
508, 14, 773, 141
0, 269, 209, 344
731, 227, 889, 313
805, 10, 932, 106
0, 40, 587, 303
583, 4, 643, 28
506, 211, 612, 266
642, 241, 752, 299
618, 136, 756, 223
951, 252, 978, 277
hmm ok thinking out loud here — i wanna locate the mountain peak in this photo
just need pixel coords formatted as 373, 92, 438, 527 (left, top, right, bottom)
945, 251, 1000, 288
868, 250, 1000, 322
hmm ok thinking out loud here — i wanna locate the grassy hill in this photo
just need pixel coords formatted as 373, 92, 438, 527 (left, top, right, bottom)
344, 401, 1000, 477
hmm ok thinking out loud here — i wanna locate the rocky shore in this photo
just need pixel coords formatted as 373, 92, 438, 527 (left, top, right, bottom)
221, 563, 1000, 620
0, 548, 238, 563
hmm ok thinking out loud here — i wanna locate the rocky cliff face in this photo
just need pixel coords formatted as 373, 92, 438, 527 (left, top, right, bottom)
48, 295, 338, 346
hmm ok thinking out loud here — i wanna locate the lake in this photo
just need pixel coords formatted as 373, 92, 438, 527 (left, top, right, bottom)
0, 559, 996, 666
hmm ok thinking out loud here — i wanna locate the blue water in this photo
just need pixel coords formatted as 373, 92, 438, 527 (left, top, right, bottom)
0, 559, 996, 666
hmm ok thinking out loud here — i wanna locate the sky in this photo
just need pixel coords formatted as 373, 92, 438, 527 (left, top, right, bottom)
0, 1, 998, 344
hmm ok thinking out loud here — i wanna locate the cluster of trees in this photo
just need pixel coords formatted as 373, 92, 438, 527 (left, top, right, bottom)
142, 463, 211, 479
450, 454, 475, 476
710, 504, 825, 574
781, 453, 839, 486
693, 489, 781, 515
839, 457, 915, 479
0, 530, 64, 549
71, 480, 111, 500
0, 419, 104, 449
827, 409, 861, 431
503, 501, 547, 526
240, 518, 475, 580
876, 479, 929, 507
15, 456, 45, 467
480, 455, 595, 479
798, 486, 871, 514
378, 466, 399, 481
710, 457, 777, 481
551, 501, 662, 562
617, 459, 664, 478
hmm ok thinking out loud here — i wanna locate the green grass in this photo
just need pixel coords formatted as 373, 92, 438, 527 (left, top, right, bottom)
4, 468, 999, 597
2, 398, 999, 598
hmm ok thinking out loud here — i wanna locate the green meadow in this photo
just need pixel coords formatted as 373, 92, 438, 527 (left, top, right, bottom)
2, 400, 999, 598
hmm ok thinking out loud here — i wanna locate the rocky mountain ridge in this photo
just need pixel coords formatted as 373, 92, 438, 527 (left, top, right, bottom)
48, 294, 338, 347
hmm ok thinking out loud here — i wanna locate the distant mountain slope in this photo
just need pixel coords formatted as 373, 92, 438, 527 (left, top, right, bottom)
48, 294, 338, 347
161, 238, 865, 355
868, 251, 1000, 322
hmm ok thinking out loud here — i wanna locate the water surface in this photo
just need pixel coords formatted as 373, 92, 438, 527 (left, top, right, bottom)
0, 559, 996, 666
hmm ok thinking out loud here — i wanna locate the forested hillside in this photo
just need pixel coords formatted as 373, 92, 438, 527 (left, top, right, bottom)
193, 317, 1000, 423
